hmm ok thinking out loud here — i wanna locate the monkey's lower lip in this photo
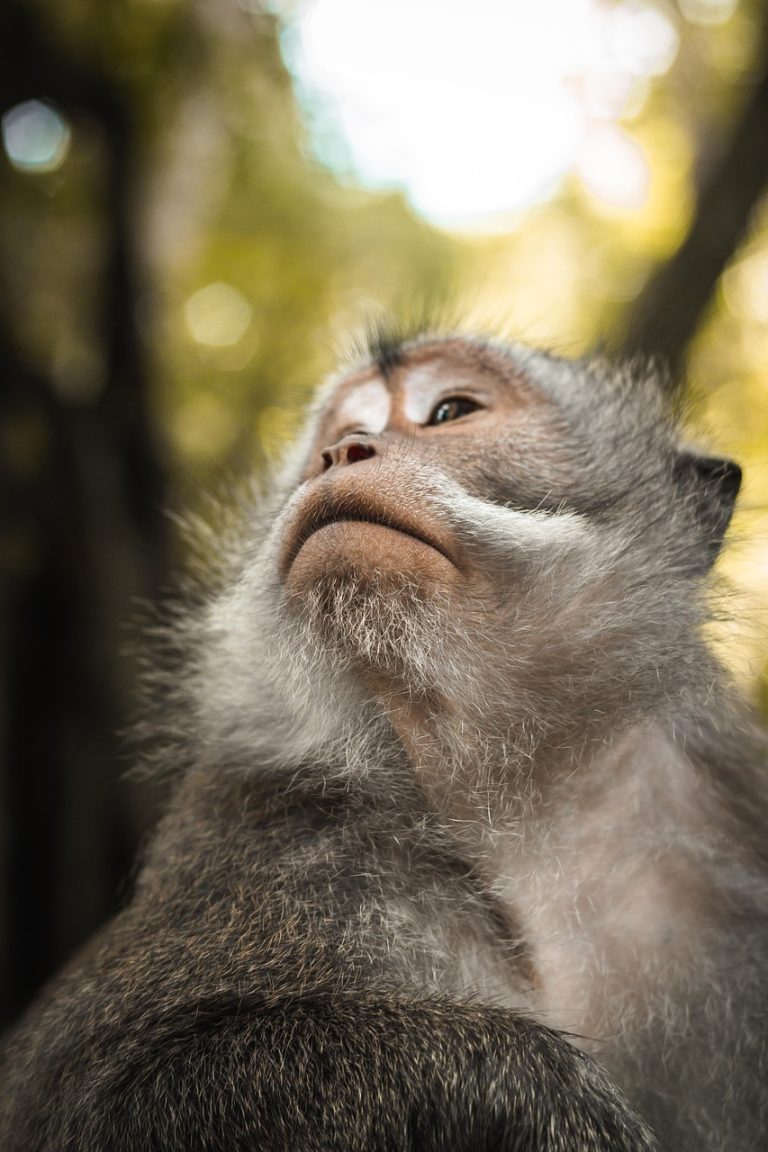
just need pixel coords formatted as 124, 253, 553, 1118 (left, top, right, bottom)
282, 512, 453, 577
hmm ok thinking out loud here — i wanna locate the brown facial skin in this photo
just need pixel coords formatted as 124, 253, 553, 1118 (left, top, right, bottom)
281, 341, 566, 605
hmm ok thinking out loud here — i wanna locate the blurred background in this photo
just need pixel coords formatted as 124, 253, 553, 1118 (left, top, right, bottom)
1, 0, 768, 1028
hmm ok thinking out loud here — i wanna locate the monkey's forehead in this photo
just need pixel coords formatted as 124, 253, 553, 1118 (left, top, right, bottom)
348, 335, 531, 387
321, 337, 537, 407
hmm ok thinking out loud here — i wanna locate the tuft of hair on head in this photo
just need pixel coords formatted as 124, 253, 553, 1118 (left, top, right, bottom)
364, 317, 408, 380
342, 301, 465, 379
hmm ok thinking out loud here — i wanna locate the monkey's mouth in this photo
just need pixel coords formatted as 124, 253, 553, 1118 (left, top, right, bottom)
280, 489, 454, 578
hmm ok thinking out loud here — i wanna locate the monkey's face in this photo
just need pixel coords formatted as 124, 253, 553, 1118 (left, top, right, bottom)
282, 340, 570, 585
276, 339, 580, 691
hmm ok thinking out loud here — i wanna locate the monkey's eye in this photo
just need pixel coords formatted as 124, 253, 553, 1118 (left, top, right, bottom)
428, 397, 482, 425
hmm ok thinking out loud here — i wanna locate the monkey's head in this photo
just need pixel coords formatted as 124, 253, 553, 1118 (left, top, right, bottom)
195, 332, 741, 775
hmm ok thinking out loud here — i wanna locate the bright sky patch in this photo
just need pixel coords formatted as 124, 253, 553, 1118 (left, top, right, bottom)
278, 0, 679, 228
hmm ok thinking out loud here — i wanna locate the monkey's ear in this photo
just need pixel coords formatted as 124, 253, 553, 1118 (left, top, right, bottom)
674, 452, 742, 573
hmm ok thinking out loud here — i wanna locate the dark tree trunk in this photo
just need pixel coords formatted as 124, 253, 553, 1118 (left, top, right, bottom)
0, 2, 169, 1026
621, 9, 768, 374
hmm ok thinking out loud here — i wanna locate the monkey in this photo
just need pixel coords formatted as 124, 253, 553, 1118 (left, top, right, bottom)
1, 326, 766, 1151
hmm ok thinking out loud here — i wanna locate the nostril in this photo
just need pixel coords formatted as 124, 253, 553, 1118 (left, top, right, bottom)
320, 439, 376, 471
345, 442, 375, 465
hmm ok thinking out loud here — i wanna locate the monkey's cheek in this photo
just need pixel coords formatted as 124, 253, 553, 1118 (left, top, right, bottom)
283, 521, 461, 598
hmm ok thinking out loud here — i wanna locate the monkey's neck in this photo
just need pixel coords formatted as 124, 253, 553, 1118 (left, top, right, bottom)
380, 686, 716, 856
376, 687, 500, 838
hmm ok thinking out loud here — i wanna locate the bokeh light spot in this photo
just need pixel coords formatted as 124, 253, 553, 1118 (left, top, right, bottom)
1, 100, 71, 174
678, 0, 738, 27
184, 282, 253, 347
577, 124, 650, 209
723, 251, 768, 323
608, 3, 679, 77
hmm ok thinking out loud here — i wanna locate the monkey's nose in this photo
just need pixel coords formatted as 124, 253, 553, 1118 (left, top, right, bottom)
321, 437, 376, 471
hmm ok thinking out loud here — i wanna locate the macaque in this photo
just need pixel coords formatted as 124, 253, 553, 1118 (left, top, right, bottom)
1, 328, 766, 1151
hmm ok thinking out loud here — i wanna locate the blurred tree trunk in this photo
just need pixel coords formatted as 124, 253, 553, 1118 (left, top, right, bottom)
0, 2, 168, 1026
621, 8, 768, 374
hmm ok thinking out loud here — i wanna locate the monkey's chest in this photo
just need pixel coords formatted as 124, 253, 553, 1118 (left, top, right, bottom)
480, 846, 695, 1044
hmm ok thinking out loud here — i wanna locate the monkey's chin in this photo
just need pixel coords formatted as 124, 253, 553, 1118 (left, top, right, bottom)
284, 520, 460, 597
282, 526, 462, 693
